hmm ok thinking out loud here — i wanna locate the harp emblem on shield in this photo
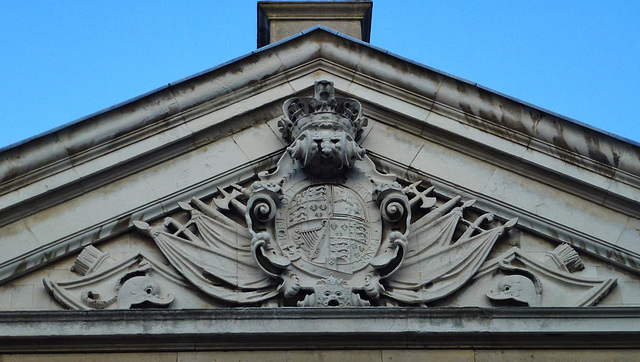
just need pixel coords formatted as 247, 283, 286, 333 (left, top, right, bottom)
284, 184, 372, 273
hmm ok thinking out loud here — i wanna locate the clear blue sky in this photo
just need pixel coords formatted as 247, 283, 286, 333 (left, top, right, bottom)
1, 1, 639, 149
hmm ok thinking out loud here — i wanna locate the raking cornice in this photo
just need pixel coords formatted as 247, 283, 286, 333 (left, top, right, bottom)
1, 26, 638, 285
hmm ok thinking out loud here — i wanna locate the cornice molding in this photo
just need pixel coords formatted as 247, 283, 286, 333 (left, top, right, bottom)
1, 27, 638, 286
2, 27, 639, 195
0, 151, 282, 284
0, 307, 639, 352
1, 150, 638, 291
2, 29, 638, 219
367, 153, 640, 275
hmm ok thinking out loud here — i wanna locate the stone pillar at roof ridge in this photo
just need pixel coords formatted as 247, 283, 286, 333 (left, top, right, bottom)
257, 1, 373, 48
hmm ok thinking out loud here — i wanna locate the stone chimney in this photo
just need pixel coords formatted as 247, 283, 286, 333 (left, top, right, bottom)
257, 1, 373, 48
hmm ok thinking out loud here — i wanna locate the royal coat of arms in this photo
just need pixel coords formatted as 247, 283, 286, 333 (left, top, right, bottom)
44, 81, 617, 309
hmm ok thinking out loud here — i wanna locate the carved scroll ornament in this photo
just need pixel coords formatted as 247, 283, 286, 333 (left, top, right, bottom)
44, 81, 616, 309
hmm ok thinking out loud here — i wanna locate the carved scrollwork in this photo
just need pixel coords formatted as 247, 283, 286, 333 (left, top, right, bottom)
248, 195, 277, 224
45, 80, 617, 310
125, 81, 532, 307
381, 199, 406, 223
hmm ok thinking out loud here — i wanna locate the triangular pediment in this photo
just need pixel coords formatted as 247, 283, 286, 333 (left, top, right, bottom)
1, 28, 639, 319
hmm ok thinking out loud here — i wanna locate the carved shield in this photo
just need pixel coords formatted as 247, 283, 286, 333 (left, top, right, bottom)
275, 182, 382, 277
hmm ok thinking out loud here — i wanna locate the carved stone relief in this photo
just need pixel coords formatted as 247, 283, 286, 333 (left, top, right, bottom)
43, 81, 617, 309
481, 246, 616, 307
45, 252, 181, 310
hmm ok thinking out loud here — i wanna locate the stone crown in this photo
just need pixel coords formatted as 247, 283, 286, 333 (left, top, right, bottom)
280, 80, 366, 142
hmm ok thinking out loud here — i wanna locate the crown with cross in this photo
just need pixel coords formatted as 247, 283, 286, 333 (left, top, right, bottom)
279, 80, 368, 144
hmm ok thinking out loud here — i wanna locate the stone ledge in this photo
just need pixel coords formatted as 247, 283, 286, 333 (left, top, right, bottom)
0, 307, 639, 352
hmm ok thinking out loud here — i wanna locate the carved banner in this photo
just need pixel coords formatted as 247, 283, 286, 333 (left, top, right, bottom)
44, 81, 617, 309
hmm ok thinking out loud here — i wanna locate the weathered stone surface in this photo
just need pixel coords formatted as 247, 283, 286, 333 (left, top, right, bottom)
258, 2, 372, 46
32, 81, 618, 311
3, 350, 639, 362
0, 308, 639, 352
383, 350, 475, 362
0, 15, 638, 356
474, 350, 640, 362
1, 353, 178, 362
2, 27, 639, 287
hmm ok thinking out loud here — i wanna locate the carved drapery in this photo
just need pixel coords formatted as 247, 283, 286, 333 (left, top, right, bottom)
44, 81, 616, 309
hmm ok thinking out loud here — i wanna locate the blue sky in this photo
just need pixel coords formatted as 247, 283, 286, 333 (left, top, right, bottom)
1, 1, 639, 149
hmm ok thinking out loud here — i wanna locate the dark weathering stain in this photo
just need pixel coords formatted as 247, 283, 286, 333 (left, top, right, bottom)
113, 214, 133, 234
584, 131, 610, 166
547, 117, 578, 164
225, 62, 246, 75
43, 249, 58, 262
583, 131, 618, 178
530, 109, 542, 122
12, 258, 29, 276
477, 89, 499, 124
253, 155, 280, 176
612, 150, 621, 168
456, 81, 475, 120
552, 135, 570, 151
478, 108, 497, 125
0, 165, 21, 184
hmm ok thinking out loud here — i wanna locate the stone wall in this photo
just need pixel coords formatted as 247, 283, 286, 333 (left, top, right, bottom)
2, 350, 639, 362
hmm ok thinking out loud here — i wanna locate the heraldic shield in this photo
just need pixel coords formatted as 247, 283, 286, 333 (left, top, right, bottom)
42, 79, 600, 310
280, 183, 381, 275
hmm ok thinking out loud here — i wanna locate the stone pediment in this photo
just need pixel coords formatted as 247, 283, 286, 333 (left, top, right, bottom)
33, 80, 621, 311
1, 26, 639, 349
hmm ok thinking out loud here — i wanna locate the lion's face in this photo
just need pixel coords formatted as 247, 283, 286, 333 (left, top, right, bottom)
287, 127, 364, 177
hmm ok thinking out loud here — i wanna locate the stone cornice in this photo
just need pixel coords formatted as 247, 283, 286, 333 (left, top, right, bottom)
2, 28, 638, 221
1, 27, 639, 285
0, 151, 282, 284
1, 150, 638, 290
369, 153, 640, 275
0, 308, 639, 352
2, 27, 639, 201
